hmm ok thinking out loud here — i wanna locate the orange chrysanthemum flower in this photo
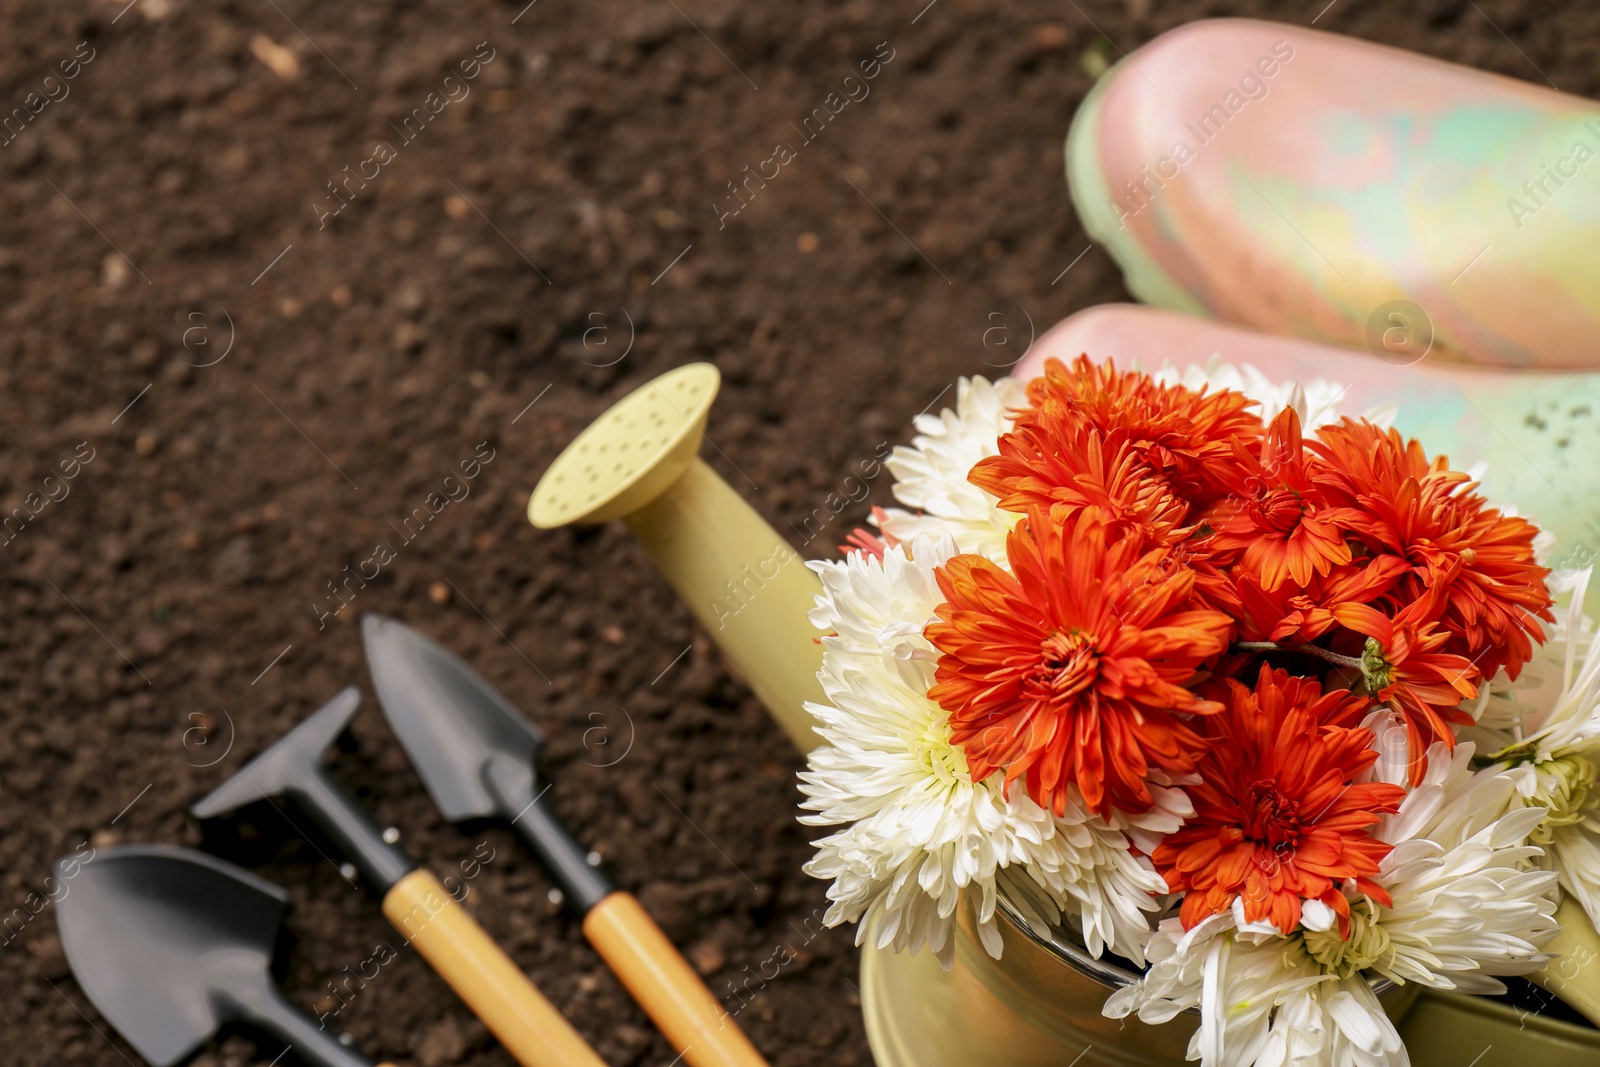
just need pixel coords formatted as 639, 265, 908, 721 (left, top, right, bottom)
1008, 355, 1264, 507
1204, 407, 1351, 591
1231, 554, 1411, 645
1312, 418, 1553, 679
969, 424, 1190, 548
1331, 591, 1480, 784
925, 509, 1232, 819
1154, 667, 1400, 938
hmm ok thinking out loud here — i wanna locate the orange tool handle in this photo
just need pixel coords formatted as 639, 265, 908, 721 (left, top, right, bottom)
582, 891, 770, 1067
382, 868, 608, 1067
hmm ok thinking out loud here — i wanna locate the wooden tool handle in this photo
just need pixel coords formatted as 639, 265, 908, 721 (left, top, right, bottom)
382, 869, 608, 1067
582, 892, 770, 1067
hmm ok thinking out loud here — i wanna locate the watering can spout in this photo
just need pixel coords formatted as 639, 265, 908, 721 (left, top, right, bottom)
529, 363, 823, 750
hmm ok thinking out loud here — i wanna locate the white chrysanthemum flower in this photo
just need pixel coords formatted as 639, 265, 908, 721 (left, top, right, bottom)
1106, 741, 1557, 1067
1485, 568, 1600, 929
1465, 665, 1555, 733
1106, 913, 1403, 1067
1358, 706, 1413, 789
1462, 621, 1570, 739
1148, 355, 1386, 430
874, 376, 1024, 561
1105, 768, 1195, 856
797, 533, 1167, 967
1366, 742, 1558, 993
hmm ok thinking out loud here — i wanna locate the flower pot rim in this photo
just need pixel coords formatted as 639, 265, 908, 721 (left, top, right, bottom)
993, 897, 1399, 1003
995, 897, 1143, 991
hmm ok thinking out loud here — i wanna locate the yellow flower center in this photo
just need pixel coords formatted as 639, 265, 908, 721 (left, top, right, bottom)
1528, 754, 1600, 845
1301, 900, 1391, 979
914, 713, 969, 786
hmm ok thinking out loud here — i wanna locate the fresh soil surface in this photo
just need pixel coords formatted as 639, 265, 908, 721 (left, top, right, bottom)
4, 1, 1597, 1064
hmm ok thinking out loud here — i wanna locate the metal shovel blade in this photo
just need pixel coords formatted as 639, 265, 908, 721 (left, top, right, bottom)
360, 614, 543, 821
54, 845, 292, 1067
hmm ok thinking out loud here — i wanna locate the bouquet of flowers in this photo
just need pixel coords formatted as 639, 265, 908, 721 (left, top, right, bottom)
798, 354, 1600, 1066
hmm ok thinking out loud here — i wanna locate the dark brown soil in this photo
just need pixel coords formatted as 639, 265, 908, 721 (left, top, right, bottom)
4, 1, 1597, 1065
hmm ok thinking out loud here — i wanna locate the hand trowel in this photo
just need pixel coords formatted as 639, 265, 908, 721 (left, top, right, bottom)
190, 687, 608, 1067
54, 843, 392, 1067
361, 613, 771, 1067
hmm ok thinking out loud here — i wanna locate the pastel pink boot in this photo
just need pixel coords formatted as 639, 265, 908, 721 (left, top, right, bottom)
1013, 304, 1600, 557
1068, 19, 1600, 369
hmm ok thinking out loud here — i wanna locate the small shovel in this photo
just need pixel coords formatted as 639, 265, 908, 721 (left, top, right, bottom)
191, 687, 608, 1067
361, 614, 770, 1067
53, 843, 392, 1067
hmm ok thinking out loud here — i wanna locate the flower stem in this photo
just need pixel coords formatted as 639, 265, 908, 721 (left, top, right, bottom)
1234, 640, 1365, 671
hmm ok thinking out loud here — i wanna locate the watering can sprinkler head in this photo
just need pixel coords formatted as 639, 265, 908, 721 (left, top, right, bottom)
529, 362, 720, 528
529, 363, 825, 750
